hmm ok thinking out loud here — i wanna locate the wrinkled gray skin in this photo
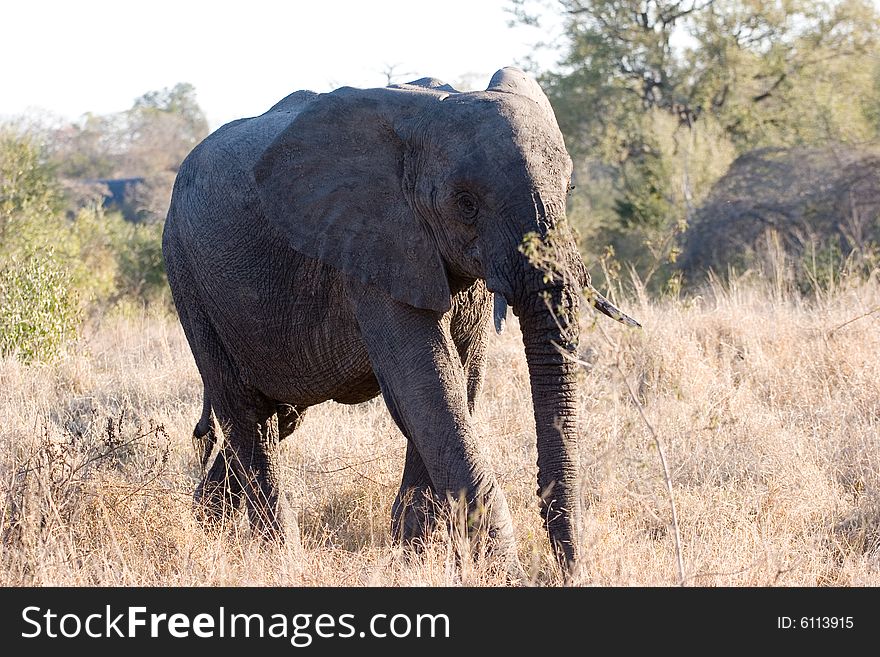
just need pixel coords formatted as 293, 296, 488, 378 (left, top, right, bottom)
163, 67, 636, 578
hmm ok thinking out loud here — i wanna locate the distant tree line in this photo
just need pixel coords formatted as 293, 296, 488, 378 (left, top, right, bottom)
4, 0, 880, 361
49, 82, 209, 222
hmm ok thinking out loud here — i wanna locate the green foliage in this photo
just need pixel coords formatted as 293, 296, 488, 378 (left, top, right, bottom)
566, 109, 736, 290
0, 128, 63, 243
0, 129, 79, 362
108, 218, 168, 304
0, 250, 80, 363
0, 126, 172, 362
0, 82, 206, 361
46, 204, 169, 309
691, 0, 880, 148
512, 0, 880, 292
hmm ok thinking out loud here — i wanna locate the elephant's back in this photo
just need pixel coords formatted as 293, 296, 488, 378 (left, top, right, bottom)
189, 90, 320, 172
164, 89, 324, 285
166, 90, 321, 236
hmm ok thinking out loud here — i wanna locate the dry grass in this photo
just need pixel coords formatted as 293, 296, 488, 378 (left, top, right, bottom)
2, 276, 879, 586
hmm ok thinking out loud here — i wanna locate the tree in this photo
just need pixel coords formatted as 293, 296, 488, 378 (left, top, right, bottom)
0, 127, 62, 250
515, 0, 878, 148
510, 0, 880, 289
688, 0, 880, 147
47, 82, 210, 223
123, 82, 209, 176
46, 112, 121, 180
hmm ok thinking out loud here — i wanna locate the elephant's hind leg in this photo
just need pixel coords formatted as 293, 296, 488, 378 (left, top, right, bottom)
208, 390, 293, 541
195, 440, 245, 529
176, 299, 290, 539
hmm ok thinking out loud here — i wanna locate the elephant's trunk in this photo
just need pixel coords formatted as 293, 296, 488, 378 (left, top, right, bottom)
514, 278, 582, 568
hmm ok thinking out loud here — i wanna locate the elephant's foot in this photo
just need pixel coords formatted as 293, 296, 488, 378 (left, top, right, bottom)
195, 468, 299, 546
445, 488, 526, 585
391, 487, 439, 548
193, 484, 240, 532
505, 560, 528, 586
242, 476, 294, 543
193, 445, 245, 532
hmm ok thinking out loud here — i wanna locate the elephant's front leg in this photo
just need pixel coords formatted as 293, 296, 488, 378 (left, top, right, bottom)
348, 282, 522, 577
391, 440, 439, 545
392, 302, 490, 546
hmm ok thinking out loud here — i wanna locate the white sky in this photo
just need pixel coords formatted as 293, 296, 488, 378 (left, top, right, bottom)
0, 0, 559, 130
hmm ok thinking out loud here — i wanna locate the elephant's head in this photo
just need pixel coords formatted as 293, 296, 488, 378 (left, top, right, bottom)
254, 67, 637, 568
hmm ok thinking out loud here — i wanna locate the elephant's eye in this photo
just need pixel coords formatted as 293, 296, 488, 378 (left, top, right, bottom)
454, 191, 479, 222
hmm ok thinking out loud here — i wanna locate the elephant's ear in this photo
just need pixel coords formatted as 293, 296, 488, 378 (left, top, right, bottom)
253, 87, 452, 313
487, 67, 557, 123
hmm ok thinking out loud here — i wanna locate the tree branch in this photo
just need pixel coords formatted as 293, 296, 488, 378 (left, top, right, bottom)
660, 0, 715, 28
752, 72, 787, 103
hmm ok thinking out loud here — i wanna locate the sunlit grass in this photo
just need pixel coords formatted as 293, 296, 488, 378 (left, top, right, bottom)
2, 276, 879, 585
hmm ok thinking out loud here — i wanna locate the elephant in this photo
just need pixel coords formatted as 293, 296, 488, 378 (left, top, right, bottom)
162, 67, 639, 579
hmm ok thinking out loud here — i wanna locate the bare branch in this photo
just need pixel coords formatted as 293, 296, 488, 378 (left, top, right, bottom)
827, 306, 880, 337
752, 72, 787, 103
601, 320, 684, 584
659, 0, 715, 28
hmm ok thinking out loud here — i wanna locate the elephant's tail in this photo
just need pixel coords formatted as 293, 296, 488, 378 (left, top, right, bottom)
192, 388, 217, 469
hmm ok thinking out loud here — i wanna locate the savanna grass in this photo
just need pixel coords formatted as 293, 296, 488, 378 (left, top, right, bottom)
1, 276, 878, 586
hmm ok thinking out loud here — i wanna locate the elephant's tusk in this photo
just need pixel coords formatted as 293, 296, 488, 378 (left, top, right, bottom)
493, 292, 509, 335
584, 285, 642, 328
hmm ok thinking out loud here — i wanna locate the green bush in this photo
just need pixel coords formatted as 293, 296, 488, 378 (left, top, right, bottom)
62, 205, 169, 309
107, 217, 169, 305
0, 125, 171, 362
1, 124, 172, 363
0, 250, 80, 363
1, 128, 80, 362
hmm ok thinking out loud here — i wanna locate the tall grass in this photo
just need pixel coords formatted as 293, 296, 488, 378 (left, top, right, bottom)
1, 275, 878, 586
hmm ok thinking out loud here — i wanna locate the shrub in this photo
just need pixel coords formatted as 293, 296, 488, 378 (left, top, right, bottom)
59, 204, 169, 309
679, 145, 880, 291
107, 217, 169, 305
0, 250, 80, 363
1, 128, 80, 362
